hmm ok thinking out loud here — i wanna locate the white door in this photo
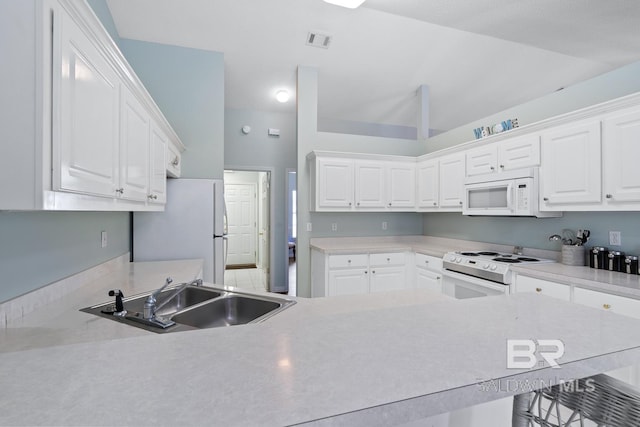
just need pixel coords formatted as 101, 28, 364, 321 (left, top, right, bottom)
603, 108, 640, 204
259, 173, 270, 287
148, 123, 167, 204
498, 134, 540, 171
119, 86, 149, 201
225, 183, 257, 266
540, 120, 601, 206
466, 146, 497, 177
416, 268, 442, 293
53, 6, 120, 198
369, 266, 406, 293
328, 269, 369, 296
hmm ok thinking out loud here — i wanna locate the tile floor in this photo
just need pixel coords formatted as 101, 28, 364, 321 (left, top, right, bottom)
224, 259, 297, 296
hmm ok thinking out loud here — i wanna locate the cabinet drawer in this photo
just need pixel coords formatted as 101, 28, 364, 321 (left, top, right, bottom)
369, 252, 405, 267
415, 253, 443, 271
328, 254, 368, 269
515, 276, 570, 301
574, 287, 640, 319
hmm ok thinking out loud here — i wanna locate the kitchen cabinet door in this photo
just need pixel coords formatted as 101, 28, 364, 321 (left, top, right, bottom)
328, 269, 369, 296
53, 5, 120, 198
602, 108, 640, 204
540, 120, 601, 208
498, 134, 540, 171
316, 157, 354, 210
439, 153, 465, 209
354, 161, 385, 209
119, 87, 150, 201
149, 123, 168, 204
466, 145, 497, 177
416, 159, 439, 208
386, 161, 416, 209
416, 268, 442, 293
369, 266, 406, 293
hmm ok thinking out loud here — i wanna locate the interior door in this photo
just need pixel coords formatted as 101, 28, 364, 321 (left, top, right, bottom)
225, 183, 257, 266
259, 172, 270, 289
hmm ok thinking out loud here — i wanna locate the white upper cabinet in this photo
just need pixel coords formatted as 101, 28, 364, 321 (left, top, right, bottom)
354, 161, 385, 209
540, 119, 602, 209
416, 159, 439, 209
149, 123, 168, 204
386, 161, 416, 209
0, 0, 183, 211
309, 152, 416, 212
315, 157, 355, 210
439, 153, 465, 209
466, 134, 540, 177
119, 86, 150, 201
498, 134, 540, 171
53, 5, 120, 198
602, 107, 640, 205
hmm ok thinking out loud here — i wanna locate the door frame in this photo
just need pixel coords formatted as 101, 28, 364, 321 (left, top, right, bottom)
285, 168, 296, 293
225, 165, 275, 291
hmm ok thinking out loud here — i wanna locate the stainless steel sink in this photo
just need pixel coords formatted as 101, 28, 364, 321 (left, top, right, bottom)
80, 285, 295, 333
171, 295, 285, 328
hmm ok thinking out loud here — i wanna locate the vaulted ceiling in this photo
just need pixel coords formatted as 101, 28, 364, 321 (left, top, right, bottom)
106, 0, 640, 133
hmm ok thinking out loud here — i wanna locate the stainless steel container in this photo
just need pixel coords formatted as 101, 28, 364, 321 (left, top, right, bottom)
590, 247, 609, 269
624, 255, 639, 275
607, 251, 625, 272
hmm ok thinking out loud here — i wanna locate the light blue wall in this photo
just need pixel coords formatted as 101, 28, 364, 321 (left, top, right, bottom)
224, 109, 297, 291
424, 60, 640, 153
119, 39, 225, 179
0, 0, 134, 303
422, 60, 640, 254
86, 0, 121, 46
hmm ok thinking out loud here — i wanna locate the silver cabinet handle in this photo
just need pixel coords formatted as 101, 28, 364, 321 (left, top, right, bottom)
425, 260, 429, 264
357, 202, 360, 206
433, 202, 437, 206
606, 194, 613, 199
500, 164, 504, 169
148, 194, 158, 200
348, 202, 352, 206
388, 203, 392, 206
115, 188, 124, 194
459, 201, 463, 205
171, 156, 180, 166
490, 166, 495, 171
543, 197, 549, 201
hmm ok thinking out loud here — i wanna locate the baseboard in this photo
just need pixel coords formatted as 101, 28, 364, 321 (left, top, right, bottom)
226, 264, 257, 270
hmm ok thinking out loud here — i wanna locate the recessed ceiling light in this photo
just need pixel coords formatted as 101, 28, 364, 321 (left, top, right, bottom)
275, 90, 290, 103
323, 0, 367, 9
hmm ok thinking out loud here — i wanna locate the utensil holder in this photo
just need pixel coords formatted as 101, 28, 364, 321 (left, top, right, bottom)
562, 245, 586, 266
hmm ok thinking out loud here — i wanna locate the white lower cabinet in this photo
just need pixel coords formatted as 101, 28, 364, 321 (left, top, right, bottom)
312, 250, 409, 297
514, 275, 570, 301
415, 253, 443, 293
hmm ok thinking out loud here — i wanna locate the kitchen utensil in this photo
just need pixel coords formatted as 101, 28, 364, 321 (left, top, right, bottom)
590, 246, 609, 269
576, 229, 591, 246
562, 229, 576, 246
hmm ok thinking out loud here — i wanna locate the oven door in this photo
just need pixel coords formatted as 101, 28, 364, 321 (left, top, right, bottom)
441, 269, 509, 299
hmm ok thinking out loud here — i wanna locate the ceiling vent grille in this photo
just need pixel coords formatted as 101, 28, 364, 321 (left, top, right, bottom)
306, 31, 332, 49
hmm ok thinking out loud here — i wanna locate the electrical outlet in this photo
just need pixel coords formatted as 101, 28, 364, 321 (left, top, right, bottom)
382, 221, 388, 230
306, 222, 312, 232
609, 231, 621, 246
101, 231, 108, 248
331, 223, 337, 232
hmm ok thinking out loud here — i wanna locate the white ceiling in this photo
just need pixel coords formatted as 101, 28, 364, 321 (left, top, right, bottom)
106, 0, 640, 133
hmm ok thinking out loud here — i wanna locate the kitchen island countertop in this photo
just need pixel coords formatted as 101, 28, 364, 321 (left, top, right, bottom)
2, 260, 640, 425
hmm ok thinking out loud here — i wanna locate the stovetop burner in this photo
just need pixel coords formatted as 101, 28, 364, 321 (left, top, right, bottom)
517, 257, 540, 262
460, 252, 480, 256
492, 257, 522, 263
477, 251, 500, 256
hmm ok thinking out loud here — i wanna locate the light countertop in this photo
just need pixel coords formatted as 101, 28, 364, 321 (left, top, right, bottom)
3, 260, 640, 425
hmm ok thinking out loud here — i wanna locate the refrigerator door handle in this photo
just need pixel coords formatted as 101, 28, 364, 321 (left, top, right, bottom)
222, 235, 229, 271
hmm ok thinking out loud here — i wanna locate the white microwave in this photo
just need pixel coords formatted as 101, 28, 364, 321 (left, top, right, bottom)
463, 168, 561, 217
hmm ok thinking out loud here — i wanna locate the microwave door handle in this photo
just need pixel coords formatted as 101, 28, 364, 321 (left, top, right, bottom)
506, 182, 514, 213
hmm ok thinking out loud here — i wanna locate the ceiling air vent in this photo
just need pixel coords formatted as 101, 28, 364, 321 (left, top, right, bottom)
306, 31, 332, 49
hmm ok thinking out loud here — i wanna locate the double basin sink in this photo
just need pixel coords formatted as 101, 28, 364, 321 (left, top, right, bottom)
81, 285, 295, 334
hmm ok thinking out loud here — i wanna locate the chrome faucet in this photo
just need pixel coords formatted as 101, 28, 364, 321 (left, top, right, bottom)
143, 277, 203, 321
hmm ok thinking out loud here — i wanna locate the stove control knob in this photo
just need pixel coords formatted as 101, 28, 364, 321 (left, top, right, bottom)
456, 257, 462, 263
490, 264, 497, 271
448, 255, 457, 262
483, 264, 489, 269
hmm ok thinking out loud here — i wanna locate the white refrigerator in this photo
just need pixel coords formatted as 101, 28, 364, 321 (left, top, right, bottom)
133, 179, 227, 284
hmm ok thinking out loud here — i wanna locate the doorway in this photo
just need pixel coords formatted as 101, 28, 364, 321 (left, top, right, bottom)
224, 169, 271, 292
286, 170, 297, 296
